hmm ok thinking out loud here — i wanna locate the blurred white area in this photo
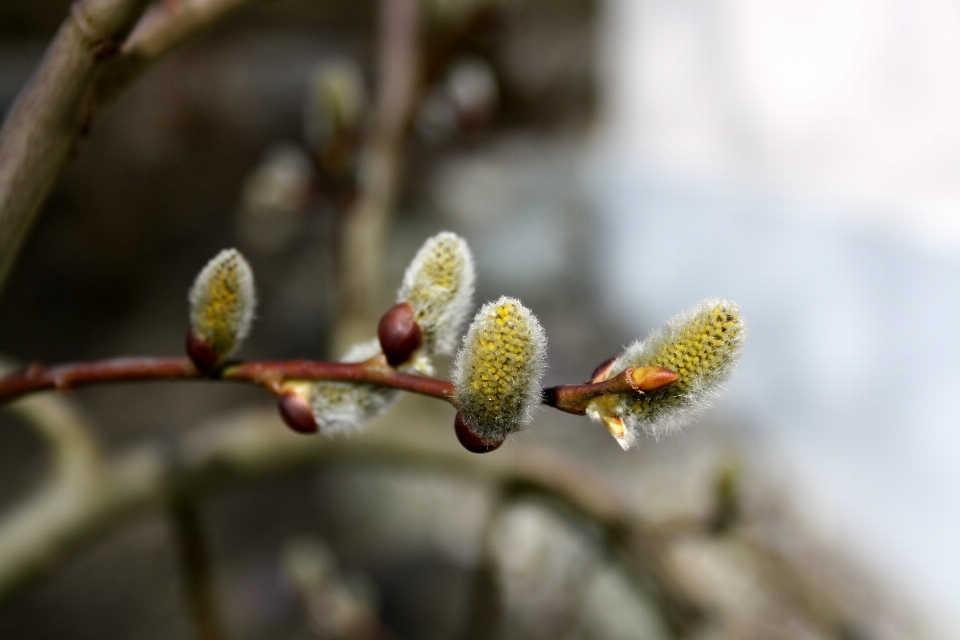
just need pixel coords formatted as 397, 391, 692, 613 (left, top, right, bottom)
592, 0, 960, 635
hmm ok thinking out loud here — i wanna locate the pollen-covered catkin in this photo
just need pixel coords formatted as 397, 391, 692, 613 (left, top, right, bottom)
188, 249, 256, 363
454, 297, 547, 442
308, 339, 433, 434
397, 232, 475, 355
587, 299, 745, 450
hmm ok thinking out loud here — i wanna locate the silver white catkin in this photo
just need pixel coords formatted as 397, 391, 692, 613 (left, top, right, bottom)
188, 249, 257, 361
586, 298, 746, 450
308, 339, 433, 434
453, 297, 547, 442
396, 232, 475, 355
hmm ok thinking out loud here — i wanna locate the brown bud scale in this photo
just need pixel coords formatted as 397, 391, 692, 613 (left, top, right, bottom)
278, 391, 319, 434
378, 302, 424, 367
455, 411, 504, 453
186, 329, 219, 376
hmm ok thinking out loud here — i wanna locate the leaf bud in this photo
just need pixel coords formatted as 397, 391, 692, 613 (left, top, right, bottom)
378, 302, 424, 367
587, 299, 746, 450
187, 249, 256, 373
453, 297, 547, 444
397, 232, 475, 355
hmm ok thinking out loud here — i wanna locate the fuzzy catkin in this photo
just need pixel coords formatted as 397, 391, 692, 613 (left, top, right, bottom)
188, 249, 256, 360
454, 297, 547, 441
308, 339, 433, 434
397, 232, 475, 355
587, 299, 745, 449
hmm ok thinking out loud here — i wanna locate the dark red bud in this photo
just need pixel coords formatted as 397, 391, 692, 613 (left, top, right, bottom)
378, 302, 424, 367
186, 329, 219, 376
454, 412, 504, 454
278, 391, 318, 434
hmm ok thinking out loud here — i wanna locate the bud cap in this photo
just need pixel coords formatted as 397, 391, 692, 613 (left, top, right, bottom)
454, 296, 547, 442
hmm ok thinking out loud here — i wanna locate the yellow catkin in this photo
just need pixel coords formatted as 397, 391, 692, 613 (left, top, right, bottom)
397, 232, 475, 355
308, 339, 433, 434
454, 297, 546, 441
587, 299, 745, 449
189, 249, 256, 360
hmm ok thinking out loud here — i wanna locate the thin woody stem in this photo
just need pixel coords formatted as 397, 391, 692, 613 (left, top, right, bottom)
542, 366, 680, 415
169, 497, 229, 640
0, 357, 455, 404
0, 357, 677, 415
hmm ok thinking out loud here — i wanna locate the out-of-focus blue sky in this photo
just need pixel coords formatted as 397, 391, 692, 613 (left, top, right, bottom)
591, 1, 960, 635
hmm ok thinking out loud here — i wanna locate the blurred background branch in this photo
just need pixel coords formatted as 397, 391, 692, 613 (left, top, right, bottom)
0, 0, 268, 293
334, 0, 422, 353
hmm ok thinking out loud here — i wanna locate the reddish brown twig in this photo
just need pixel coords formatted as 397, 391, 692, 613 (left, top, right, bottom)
0, 357, 677, 416
0, 356, 454, 404
542, 366, 680, 415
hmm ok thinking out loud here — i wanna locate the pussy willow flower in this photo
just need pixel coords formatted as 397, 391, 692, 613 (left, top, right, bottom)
308, 339, 433, 434
454, 297, 547, 442
188, 249, 256, 363
587, 299, 745, 450
396, 232, 475, 355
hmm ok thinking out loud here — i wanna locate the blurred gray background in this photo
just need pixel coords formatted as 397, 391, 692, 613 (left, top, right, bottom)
594, 2, 960, 635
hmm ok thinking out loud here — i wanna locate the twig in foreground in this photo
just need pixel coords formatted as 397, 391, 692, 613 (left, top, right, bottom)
0, 355, 675, 418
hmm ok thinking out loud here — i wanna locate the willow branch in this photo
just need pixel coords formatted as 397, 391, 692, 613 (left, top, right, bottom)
542, 366, 680, 415
0, 357, 676, 418
0, 0, 268, 295
92, 0, 269, 108
169, 497, 229, 640
0, 0, 152, 291
0, 356, 456, 405
0, 409, 630, 603
335, 0, 422, 351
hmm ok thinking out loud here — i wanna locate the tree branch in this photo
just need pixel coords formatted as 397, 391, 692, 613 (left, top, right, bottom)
335, 0, 423, 352
0, 356, 676, 418
92, 0, 268, 109
0, 409, 636, 603
0, 0, 152, 291
169, 497, 229, 640
0, 356, 456, 405
0, 0, 268, 295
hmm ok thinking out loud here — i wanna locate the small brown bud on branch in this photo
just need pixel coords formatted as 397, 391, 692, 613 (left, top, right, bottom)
185, 329, 220, 376
278, 383, 319, 434
454, 411, 504, 454
378, 302, 423, 367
